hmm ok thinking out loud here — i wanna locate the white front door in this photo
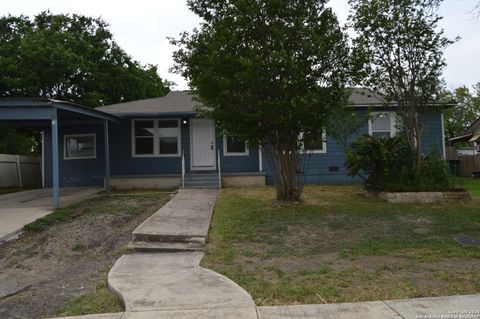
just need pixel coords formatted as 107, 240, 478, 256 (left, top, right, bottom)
191, 119, 216, 170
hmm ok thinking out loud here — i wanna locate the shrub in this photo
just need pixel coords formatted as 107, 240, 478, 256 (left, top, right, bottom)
346, 135, 451, 192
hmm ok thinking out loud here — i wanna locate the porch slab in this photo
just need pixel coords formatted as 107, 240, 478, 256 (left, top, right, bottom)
0, 187, 101, 241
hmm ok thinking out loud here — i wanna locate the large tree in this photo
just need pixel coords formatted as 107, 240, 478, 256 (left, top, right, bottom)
0, 12, 170, 155
444, 83, 480, 142
172, 0, 353, 201
349, 0, 456, 180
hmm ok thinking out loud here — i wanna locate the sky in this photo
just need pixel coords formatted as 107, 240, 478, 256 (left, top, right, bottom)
2, 0, 479, 91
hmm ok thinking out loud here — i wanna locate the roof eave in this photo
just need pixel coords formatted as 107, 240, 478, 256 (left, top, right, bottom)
100, 111, 198, 118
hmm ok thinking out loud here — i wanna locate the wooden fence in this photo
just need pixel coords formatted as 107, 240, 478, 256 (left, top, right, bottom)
0, 154, 41, 187
458, 155, 480, 177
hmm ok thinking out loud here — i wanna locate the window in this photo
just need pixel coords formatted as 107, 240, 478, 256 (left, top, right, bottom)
132, 119, 181, 157
369, 112, 397, 139
223, 135, 249, 156
134, 120, 155, 155
300, 131, 327, 154
64, 134, 96, 159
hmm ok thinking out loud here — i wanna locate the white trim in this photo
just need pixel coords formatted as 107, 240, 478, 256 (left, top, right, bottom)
258, 146, 263, 172
369, 111, 397, 137
441, 112, 446, 160
63, 133, 97, 160
41, 131, 45, 188
300, 130, 327, 154
190, 118, 217, 171
131, 119, 182, 158
223, 135, 249, 156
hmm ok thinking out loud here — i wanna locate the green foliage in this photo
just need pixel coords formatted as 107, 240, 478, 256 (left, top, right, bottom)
0, 127, 39, 155
346, 135, 451, 191
349, 0, 456, 179
0, 12, 170, 106
172, 0, 356, 201
444, 84, 480, 142
326, 104, 371, 150
0, 12, 170, 155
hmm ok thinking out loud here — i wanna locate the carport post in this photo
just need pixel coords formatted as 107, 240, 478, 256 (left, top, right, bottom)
51, 110, 60, 209
104, 119, 110, 192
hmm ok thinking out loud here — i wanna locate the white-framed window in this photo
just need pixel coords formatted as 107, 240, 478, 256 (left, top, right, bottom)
64, 134, 96, 160
132, 119, 181, 157
223, 135, 249, 156
369, 111, 398, 139
300, 131, 327, 154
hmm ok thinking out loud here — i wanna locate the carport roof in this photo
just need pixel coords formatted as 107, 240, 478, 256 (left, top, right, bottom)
0, 98, 121, 125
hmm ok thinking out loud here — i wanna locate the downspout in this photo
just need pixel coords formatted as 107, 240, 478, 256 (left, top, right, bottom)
41, 131, 45, 188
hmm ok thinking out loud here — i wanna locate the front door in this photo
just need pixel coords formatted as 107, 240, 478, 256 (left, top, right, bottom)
191, 119, 216, 170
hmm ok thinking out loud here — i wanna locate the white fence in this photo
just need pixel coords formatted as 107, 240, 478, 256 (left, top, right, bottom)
0, 154, 42, 188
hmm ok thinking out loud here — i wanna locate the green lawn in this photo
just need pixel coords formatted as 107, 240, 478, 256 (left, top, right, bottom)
452, 177, 480, 197
202, 183, 480, 306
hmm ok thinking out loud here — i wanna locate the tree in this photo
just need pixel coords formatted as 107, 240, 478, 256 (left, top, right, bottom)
0, 12, 171, 155
444, 84, 480, 143
172, 0, 354, 201
349, 0, 457, 180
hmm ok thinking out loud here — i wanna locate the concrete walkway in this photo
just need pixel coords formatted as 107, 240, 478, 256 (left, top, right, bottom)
108, 253, 257, 317
0, 187, 101, 241
107, 189, 257, 318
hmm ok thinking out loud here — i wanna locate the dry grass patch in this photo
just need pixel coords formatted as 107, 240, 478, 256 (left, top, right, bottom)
202, 183, 480, 305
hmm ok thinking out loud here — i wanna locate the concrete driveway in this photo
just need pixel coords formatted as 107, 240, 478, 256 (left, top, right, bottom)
0, 187, 101, 241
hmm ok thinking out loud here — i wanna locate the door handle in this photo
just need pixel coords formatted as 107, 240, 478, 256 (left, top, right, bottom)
211, 142, 214, 150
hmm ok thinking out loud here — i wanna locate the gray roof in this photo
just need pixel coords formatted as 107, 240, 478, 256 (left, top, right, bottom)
95, 89, 390, 116
95, 91, 199, 116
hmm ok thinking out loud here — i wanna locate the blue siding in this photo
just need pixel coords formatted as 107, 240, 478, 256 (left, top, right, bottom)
44, 124, 106, 187
43, 111, 444, 187
217, 132, 260, 173
421, 112, 444, 154
264, 111, 445, 185
108, 120, 184, 176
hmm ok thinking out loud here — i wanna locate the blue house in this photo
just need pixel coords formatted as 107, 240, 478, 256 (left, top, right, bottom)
0, 89, 446, 206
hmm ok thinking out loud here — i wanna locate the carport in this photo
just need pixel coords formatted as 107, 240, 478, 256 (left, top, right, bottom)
0, 98, 120, 208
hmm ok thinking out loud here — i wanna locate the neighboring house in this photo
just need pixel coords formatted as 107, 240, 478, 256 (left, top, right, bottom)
449, 117, 480, 155
41, 89, 445, 188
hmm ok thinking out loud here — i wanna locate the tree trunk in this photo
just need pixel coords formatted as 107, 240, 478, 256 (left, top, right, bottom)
262, 143, 304, 202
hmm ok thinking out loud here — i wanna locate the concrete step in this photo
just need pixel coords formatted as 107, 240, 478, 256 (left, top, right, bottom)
184, 185, 220, 189
127, 241, 204, 253
184, 179, 219, 184
132, 233, 206, 244
184, 174, 219, 180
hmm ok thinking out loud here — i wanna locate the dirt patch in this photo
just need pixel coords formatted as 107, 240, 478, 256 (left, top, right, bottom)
0, 192, 172, 319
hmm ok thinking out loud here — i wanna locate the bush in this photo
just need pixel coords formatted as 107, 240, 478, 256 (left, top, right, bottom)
346, 135, 451, 192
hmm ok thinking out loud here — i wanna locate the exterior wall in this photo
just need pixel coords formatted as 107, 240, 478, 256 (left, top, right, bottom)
111, 176, 181, 189
264, 110, 445, 185
216, 132, 260, 173
43, 112, 444, 188
44, 124, 106, 187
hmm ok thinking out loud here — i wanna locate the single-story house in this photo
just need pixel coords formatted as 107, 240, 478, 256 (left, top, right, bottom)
0, 89, 446, 206
47, 89, 446, 187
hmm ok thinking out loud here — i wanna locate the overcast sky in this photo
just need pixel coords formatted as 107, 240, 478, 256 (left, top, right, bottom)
2, 0, 479, 91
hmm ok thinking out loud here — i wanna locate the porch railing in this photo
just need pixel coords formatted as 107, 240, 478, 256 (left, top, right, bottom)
217, 148, 222, 189
181, 150, 185, 189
